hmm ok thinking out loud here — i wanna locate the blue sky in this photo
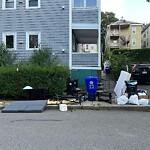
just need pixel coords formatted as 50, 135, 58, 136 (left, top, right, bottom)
101, 0, 150, 23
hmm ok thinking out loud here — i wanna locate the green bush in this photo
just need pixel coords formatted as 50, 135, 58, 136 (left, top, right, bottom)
112, 48, 150, 63
0, 44, 15, 66
0, 65, 70, 99
29, 47, 58, 66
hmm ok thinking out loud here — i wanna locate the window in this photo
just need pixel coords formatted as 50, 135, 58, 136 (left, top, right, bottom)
26, 32, 41, 50
74, 0, 97, 7
132, 27, 136, 34
2, 32, 17, 50
26, 0, 40, 8
86, 0, 97, 7
143, 33, 146, 38
2, 0, 16, 9
74, 0, 84, 7
132, 39, 136, 46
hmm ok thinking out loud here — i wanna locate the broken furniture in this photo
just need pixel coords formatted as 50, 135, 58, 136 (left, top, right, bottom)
96, 78, 112, 104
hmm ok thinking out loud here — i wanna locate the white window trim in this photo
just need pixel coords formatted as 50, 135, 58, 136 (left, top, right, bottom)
26, 32, 41, 50
132, 27, 136, 34
73, 0, 97, 8
26, 0, 41, 9
2, 32, 17, 50
2, 0, 16, 10
132, 39, 136, 46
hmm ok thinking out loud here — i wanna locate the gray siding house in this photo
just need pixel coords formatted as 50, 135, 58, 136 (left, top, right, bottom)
0, 0, 101, 75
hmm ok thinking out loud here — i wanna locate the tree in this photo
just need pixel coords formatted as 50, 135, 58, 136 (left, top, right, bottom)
101, 12, 119, 52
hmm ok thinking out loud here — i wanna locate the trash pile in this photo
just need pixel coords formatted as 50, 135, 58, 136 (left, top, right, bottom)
116, 90, 149, 105
114, 71, 150, 106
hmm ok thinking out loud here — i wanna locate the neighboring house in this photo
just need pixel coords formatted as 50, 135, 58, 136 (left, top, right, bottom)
105, 19, 142, 51
141, 23, 150, 48
0, 0, 101, 73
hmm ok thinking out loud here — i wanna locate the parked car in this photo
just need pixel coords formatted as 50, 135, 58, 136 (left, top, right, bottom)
132, 64, 150, 83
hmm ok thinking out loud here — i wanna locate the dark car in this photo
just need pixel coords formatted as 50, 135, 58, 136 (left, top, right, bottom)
132, 64, 150, 83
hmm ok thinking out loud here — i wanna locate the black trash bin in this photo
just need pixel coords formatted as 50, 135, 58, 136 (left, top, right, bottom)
25, 89, 46, 100
85, 76, 98, 101
125, 80, 137, 98
66, 77, 78, 96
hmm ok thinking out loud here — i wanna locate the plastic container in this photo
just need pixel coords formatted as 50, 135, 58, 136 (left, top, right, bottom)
88, 92, 96, 101
125, 80, 137, 98
105, 67, 110, 74
85, 76, 98, 93
59, 104, 67, 111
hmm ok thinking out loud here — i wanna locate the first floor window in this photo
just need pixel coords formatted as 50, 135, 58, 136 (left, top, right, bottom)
26, 32, 41, 50
26, 0, 40, 8
2, 32, 17, 50
132, 39, 136, 46
2, 0, 16, 9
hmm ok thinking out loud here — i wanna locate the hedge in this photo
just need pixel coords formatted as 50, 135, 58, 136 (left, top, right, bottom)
112, 48, 150, 63
0, 65, 70, 99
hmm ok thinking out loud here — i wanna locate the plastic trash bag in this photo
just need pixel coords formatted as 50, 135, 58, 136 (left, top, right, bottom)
117, 95, 128, 105
128, 94, 139, 105
138, 99, 149, 106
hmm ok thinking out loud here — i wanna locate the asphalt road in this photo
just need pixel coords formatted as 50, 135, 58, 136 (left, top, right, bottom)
0, 110, 150, 150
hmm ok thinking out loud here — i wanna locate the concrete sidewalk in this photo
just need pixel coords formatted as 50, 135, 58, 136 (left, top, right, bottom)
46, 100, 150, 112
1, 99, 150, 112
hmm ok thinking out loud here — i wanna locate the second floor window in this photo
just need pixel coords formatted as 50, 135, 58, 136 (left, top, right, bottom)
132, 27, 136, 34
2, 0, 16, 9
26, 0, 40, 8
74, 0, 97, 8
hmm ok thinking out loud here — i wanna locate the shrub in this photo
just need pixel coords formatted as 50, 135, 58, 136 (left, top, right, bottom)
109, 51, 133, 80
0, 65, 70, 99
29, 47, 58, 66
0, 44, 15, 66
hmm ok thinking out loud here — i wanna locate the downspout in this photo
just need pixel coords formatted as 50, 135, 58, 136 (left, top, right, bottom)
98, 0, 101, 69
69, 0, 72, 70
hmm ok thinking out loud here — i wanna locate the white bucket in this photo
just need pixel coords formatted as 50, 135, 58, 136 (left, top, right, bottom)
59, 104, 67, 111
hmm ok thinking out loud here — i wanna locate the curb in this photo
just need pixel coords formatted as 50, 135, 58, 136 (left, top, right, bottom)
46, 105, 150, 112
1, 104, 150, 112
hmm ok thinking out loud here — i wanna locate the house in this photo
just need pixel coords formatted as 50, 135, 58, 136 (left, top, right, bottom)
105, 19, 142, 51
0, 0, 101, 86
141, 23, 150, 48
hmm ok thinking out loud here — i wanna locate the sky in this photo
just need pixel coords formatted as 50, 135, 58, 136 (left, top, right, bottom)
101, 0, 150, 24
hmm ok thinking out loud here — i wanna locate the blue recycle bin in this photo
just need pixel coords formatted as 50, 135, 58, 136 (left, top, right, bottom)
85, 76, 98, 101
105, 67, 110, 74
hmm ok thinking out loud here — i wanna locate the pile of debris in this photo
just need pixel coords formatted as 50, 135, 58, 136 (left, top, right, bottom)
114, 71, 149, 106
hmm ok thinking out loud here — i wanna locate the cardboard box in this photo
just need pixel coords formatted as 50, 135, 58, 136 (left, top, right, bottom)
139, 95, 149, 99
